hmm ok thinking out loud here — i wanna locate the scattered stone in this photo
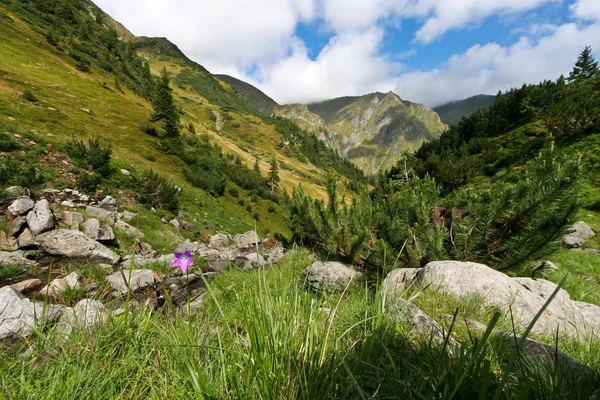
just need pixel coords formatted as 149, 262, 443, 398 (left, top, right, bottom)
10, 279, 42, 294
234, 231, 261, 250
543, 260, 559, 270
36, 230, 120, 265
164, 273, 200, 287
17, 228, 36, 249
8, 197, 35, 216
169, 219, 180, 228
98, 196, 117, 212
83, 219, 115, 242
55, 299, 107, 337
26, 199, 56, 235
0, 250, 36, 268
62, 211, 84, 226
40, 272, 83, 298
209, 233, 230, 250
183, 294, 206, 315
176, 240, 204, 254
563, 235, 585, 248
120, 169, 131, 176
233, 256, 253, 269
207, 258, 229, 273
61, 201, 76, 208
0, 286, 63, 340
304, 261, 362, 292
106, 269, 155, 294
114, 220, 144, 239
119, 211, 136, 221
85, 206, 116, 225
79, 194, 89, 203
572, 248, 600, 256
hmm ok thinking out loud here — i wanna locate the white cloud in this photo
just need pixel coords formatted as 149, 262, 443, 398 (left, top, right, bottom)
393, 22, 600, 107
570, 0, 600, 21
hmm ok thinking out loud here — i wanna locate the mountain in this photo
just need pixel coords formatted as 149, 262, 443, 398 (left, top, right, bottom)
308, 92, 447, 173
215, 74, 278, 114
433, 94, 496, 126
272, 104, 327, 137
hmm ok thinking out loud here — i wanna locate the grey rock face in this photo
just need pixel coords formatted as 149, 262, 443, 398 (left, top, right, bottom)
304, 261, 362, 292
209, 234, 230, 250
8, 196, 35, 216
106, 269, 156, 294
56, 299, 107, 336
83, 219, 115, 242
26, 199, 56, 235
114, 220, 144, 239
98, 196, 118, 212
61, 211, 84, 226
0, 250, 36, 268
0, 286, 63, 340
36, 230, 120, 265
86, 206, 116, 225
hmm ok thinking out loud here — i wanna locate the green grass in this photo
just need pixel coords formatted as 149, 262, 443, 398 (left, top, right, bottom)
2, 249, 599, 399
0, 265, 22, 280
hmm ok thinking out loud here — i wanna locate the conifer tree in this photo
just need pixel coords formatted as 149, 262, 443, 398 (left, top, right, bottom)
268, 159, 280, 193
254, 158, 261, 174
151, 67, 180, 137
567, 46, 599, 83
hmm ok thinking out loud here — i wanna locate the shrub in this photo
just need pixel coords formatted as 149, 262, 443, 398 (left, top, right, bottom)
184, 166, 227, 197
246, 205, 253, 213
76, 173, 102, 193
133, 169, 180, 212
143, 153, 156, 162
22, 89, 38, 103
228, 187, 240, 198
268, 206, 276, 214
140, 123, 159, 137
0, 134, 21, 152
76, 59, 91, 72
252, 212, 260, 221
238, 199, 245, 206
0, 156, 45, 188
66, 137, 112, 175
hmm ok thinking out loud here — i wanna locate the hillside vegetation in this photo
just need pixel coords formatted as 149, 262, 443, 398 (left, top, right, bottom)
433, 94, 496, 126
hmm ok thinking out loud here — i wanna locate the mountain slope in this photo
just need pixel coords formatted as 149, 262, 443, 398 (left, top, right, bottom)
308, 92, 447, 173
215, 74, 278, 114
434, 94, 496, 126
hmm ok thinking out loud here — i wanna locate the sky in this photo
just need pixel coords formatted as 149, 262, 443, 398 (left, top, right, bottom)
95, 0, 600, 107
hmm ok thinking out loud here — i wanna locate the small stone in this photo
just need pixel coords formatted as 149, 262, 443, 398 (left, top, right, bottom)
543, 261, 559, 270
86, 206, 116, 224
61, 201, 76, 208
304, 261, 362, 292
62, 211, 84, 226
209, 234, 230, 250
246, 253, 266, 266
119, 211, 136, 221
106, 269, 155, 294
79, 195, 89, 203
56, 299, 106, 337
10, 216, 27, 237
120, 169, 131, 176
169, 219, 180, 228
8, 197, 35, 216
4, 186, 24, 196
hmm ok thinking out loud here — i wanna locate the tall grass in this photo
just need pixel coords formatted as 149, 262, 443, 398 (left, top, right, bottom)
1, 249, 599, 399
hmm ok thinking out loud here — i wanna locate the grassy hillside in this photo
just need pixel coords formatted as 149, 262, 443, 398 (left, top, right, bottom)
215, 74, 278, 114
433, 94, 496, 126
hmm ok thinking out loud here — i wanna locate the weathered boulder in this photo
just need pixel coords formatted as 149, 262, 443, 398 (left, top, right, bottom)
36, 230, 120, 265
16, 228, 36, 249
207, 257, 229, 273
0, 250, 36, 268
83, 218, 115, 242
246, 252, 266, 266
209, 233, 230, 250
55, 299, 107, 336
85, 206, 116, 225
564, 221, 595, 248
304, 261, 362, 292
114, 220, 144, 239
61, 211, 84, 226
382, 261, 600, 337
98, 195, 118, 212
10, 279, 42, 293
10, 216, 27, 237
40, 272, 83, 299
106, 269, 156, 294
234, 231, 261, 250
26, 199, 56, 235
0, 232, 18, 251
574, 301, 600, 333
381, 268, 419, 298
8, 196, 34, 216
0, 286, 63, 340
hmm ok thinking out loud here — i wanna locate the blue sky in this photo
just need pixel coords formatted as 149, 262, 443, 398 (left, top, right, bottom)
97, 0, 600, 106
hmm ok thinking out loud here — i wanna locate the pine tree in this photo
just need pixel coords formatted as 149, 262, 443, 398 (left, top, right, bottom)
151, 67, 180, 137
268, 159, 280, 193
254, 158, 260, 174
568, 46, 599, 83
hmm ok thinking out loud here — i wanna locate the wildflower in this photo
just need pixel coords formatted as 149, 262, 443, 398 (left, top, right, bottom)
172, 251, 194, 274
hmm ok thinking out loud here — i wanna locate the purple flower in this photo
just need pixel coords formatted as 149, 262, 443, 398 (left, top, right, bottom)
172, 251, 194, 274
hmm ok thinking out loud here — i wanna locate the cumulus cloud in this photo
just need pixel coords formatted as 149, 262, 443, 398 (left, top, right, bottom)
570, 0, 600, 21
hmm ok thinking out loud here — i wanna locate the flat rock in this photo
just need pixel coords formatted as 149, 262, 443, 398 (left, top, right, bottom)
36, 230, 120, 265
114, 220, 144, 239
8, 197, 34, 216
304, 261, 362, 292
0, 286, 63, 340
26, 199, 56, 235
106, 269, 156, 294
55, 299, 107, 337
86, 206, 116, 225
40, 272, 83, 298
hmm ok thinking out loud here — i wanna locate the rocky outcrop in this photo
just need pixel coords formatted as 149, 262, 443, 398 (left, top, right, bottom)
382, 261, 600, 337
36, 230, 120, 265
304, 261, 362, 292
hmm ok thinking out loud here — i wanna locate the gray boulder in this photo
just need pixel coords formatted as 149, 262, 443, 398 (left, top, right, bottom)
304, 261, 362, 292
98, 196, 118, 212
0, 286, 63, 340
106, 269, 156, 294
56, 299, 107, 337
209, 234, 230, 250
0, 250, 36, 268
176, 240, 205, 254
16, 228, 35, 249
8, 196, 34, 216
246, 253, 266, 266
564, 221, 595, 248
381, 268, 419, 298
114, 220, 144, 239
36, 230, 120, 265
86, 206, 116, 225
26, 199, 56, 235
61, 211, 84, 226
83, 218, 115, 242
234, 231, 261, 250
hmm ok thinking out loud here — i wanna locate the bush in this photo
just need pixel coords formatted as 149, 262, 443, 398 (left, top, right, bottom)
22, 89, 38, 103
76, 59, 91, 72
144, 153, 156, 162
0, 134, 21, 152
252, 212, 260, 221
133, 169, 180, 212
76, 173, 102, 193
228, 187, 240, 198
0, 156, 46, 188
140, 123, 159, 137
246, 205, 253, 213
66, 137, 112, 176
184, 166, 227, 196
268, 206, 276, 214
238, 199, 245, 206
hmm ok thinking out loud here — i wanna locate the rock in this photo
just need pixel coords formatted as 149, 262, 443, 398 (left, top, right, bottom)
85, 206, 116, 225
106, 269, 155, 294
40, 272, 83, 298
304, 261, 362, 292
10, 279, 41, 293
16, 228, 36, 249
36, 230, 120, 265
64, 271, 83, 289
119, 211, 136, 221
0, 250, 36, 268
120, 169, 131, 176
10, 216, 27, 237
233, 256, 253, 269
209, 233, 230, 250
169, 219, 180, 228
83, 219, 115, 242
26, 199, 56, 235
61, 201, 76, 208
164, 273, 200, 287
137, 241, 157, 258
388, 298, 458, 355
234, 231, 261, 250
543, 260, 559, 270
572, 248, 600, 256
383, 261, 600, 337
246, 253, 266, 266
98, 196, 118, 212
207, 257, 229, 273
4, 186, 24, 196
0, 286, 63, 340
114, 220, 144, 239
79, 195, 89, 203
8, 197, 35, 216
564, 221, 595, 248
183, 294, 206, 315
176, 240, 204, 254
61, 211, 84, 226
381, 268, 420, 298
564, 235, 585, 248
55, 299, 106, 336
574, 301, 600, 333
0, 232, 18, 251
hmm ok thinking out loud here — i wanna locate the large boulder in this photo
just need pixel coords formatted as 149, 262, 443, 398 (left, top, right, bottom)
98, 195, 118, 212
36, 230, 120, 265
83, 218, 115, 242
26, 199, 56, 235
55, 299, 107, 337
382, 261, 600, 337
381, 268, 419, 298
209, 234, 230, 250
564, 221, 595, 248
0, 250, 36, 268
85, 206, 116, 225
234, 231, 261, 250
8, 196, 34, 216
304, 261, 362, 292
106, 269, 156, 294
0, 286, 63, 340
114, 220, 144, 239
